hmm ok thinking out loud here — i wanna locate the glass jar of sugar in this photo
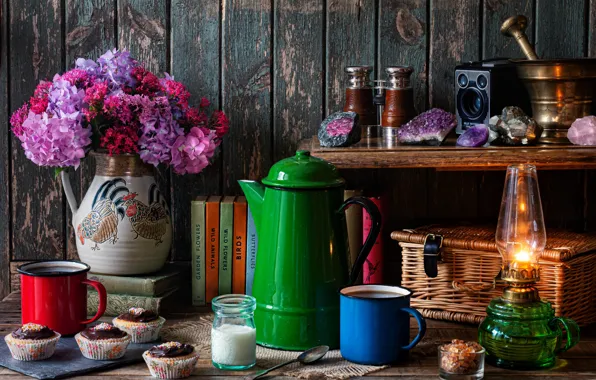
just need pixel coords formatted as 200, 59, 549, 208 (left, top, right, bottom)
211, 294, 257, 370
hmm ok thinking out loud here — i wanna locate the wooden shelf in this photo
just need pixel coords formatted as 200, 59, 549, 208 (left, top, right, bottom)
298, 136, 596, 170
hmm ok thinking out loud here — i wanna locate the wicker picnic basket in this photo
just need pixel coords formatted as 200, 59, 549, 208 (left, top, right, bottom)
391, 225, 596, 326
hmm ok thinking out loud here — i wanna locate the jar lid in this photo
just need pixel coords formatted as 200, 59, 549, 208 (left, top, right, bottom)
261, 151, 345, 189
345, 65, 373, 74
385, 66, 414, 89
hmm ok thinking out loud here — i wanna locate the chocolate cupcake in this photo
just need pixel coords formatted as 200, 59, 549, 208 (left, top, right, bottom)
142, 342, 199, 379
4, 323, 60, 361
75, 322, 131, 360
113, 307, 166, 343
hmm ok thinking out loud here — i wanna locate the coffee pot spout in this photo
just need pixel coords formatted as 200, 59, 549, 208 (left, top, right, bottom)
238, 180, 265, 234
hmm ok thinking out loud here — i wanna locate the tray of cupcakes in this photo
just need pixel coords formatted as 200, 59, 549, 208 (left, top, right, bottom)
1, 308, 198, 380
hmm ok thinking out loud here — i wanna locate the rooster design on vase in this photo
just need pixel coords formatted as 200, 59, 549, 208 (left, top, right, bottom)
121, 184, 169, 246
64, 153, 173, 275
77, 179, 128, 250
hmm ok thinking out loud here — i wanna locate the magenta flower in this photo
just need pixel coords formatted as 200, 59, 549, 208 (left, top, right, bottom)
61, 69, 91, 88
29, 81, 52, 114
83, 81, 109, 121
199, 97, 210, 108
170, 127, 217, 175
209, 110, 229, 141
10, 104, 29, 137
102, 93, 134, 125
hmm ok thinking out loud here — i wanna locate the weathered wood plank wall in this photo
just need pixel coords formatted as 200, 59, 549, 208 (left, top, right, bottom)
2, 0, 596, 297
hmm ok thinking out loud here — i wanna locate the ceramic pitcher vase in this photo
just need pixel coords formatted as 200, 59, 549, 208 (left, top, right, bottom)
61, 152, 172, 275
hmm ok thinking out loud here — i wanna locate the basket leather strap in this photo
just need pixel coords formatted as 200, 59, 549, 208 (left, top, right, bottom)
423, 234, 443, 278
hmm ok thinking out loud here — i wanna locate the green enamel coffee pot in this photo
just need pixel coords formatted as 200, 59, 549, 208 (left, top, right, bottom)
239, 150, 381, 351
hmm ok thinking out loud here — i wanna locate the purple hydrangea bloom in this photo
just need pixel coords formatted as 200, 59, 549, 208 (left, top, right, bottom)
77, 49, 139, 92
170, 127, 217, 174
75, 58, 98, 73
97, 49, 139, 89
18, 111, 92, 168
137, 96, 184, 165
47, 75, 85, 115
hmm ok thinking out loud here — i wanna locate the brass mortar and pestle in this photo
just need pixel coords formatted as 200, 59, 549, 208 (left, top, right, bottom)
502, 15, 596, 143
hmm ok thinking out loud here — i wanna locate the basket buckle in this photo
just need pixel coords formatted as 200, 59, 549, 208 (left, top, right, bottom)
423, 233, 443, 278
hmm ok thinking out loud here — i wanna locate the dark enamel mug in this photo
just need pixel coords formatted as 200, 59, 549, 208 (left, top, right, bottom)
19, 260, 106, 336
340, 284, 426, 365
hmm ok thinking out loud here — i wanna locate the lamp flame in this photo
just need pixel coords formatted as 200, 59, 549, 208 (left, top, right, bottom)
515, 250, 531, 263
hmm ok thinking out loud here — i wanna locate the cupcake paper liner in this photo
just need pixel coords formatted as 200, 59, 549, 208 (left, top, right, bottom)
113, 316, 166, 343
75, 333, 131, 360
143, 350, 200, 379
4, 332, 61, 361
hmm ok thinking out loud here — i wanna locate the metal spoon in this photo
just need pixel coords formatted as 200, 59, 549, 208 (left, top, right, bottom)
250, 345, 330, 379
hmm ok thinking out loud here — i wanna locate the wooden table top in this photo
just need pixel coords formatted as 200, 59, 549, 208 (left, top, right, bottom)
1, 292, 596, 379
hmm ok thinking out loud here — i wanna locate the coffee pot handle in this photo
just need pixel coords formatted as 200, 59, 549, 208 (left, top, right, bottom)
81, 279, 107, 325
339, 196, 382, 286
549, 316, 580, 354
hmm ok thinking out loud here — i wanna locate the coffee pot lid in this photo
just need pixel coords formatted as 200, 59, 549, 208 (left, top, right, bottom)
262, 150, 345, 189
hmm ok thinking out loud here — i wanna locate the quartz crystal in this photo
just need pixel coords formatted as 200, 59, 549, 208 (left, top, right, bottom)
456, 124, 489, 147
318, 112, 360, 147
489, 106, 543, 145
568, 116, 596, 145
396, 108, 456, 145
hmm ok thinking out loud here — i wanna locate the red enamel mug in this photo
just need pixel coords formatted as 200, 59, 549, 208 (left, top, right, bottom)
18, 260, 107, 336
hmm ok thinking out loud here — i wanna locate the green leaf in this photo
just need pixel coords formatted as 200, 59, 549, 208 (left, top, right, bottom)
54, 167, 66, 178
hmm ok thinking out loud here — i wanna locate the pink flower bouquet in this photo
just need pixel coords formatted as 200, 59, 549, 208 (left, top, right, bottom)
10, 49, 229, 175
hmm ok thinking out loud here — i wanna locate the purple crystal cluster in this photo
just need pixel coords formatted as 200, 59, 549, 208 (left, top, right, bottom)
456, 124, 489, 147
568, 116, 596, 145
397, 108, 456, 145
318, 112, 361, 147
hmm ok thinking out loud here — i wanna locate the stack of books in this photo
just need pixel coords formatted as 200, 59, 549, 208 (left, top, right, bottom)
191, 196, 258, 305
87, 264, 182, 316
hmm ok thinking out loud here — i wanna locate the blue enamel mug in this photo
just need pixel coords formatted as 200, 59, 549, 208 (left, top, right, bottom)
339, 285, 426, 365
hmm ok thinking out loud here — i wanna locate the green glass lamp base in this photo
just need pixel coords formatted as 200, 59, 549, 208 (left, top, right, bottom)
478, 292, 565, 370
486, 356, 555, 370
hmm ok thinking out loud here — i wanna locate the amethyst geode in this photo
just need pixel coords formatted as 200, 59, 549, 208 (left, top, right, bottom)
397, 108, 456, 145
318, 112, 361, 147
456, 124, 489, 147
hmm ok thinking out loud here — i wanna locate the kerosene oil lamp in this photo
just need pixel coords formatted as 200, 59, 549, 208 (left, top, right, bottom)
478, 164, 580, 369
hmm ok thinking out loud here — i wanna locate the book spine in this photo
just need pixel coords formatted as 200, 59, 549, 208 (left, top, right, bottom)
232, 198, 247, 294
206, 200, 220, 302
362, 196, 384, 284
245, 207, 258, 296
191, 200, 206, 306
344, 189, 363, 266
86, 274, 156, 296
87, 291, 164, 317
219, 201, 234, 295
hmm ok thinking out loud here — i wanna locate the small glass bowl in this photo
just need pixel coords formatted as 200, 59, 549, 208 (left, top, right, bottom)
438, 344, 485, 380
